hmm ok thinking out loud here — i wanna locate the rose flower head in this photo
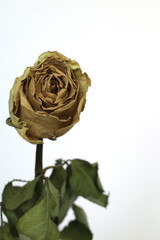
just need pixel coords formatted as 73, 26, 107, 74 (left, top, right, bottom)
8, 51, 91, 144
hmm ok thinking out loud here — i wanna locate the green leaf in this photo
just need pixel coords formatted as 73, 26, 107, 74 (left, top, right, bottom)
2, 176, 41, 210
58, 186, 77, 224
60, 220, 92, 240
47, 179, 59, 220
72, 204, 89, 228
2, 208, 18, 236
17, 179, 60, 240
19, 233, 32, 240
20, 190, 40, 214
92, 162, 104, 192
0, 225, 16, 240
50, 164, 67, 199
69, 159, 108, 207
6, 118, 14, 127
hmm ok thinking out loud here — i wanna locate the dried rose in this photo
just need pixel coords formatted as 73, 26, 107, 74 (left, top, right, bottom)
8, 51, 91, 144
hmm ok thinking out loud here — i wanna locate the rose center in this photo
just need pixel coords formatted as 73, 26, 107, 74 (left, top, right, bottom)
50, 77, 58, 94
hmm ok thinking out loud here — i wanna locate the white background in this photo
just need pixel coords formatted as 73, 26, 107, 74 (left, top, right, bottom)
1, 0, 160, 239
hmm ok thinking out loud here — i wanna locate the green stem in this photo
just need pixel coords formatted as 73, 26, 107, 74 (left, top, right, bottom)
0, 202, 3, 226
35, 139, 43, 177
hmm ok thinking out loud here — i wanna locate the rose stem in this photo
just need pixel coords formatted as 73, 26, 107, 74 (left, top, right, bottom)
0, 202, 3, 226
35, 139, 44, 195
35, 138, 43, 177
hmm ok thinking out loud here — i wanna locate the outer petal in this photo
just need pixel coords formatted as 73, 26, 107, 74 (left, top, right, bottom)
9, 67, 42, 143
56, 95, 86, 137
19, 105, 71, 139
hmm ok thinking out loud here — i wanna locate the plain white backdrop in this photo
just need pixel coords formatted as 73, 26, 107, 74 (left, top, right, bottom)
1, 0, 160, 239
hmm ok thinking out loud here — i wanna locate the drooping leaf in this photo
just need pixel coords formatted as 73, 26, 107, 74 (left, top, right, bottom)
60, 220, 92, 240
19, 233, 32, 240
47, 179, 59, 220
92, 162, 104, 192
2, 208, 18, 236
69, 159, 108, 207
17, 179, 60, 240
2, 176, 41, 210
20, 190, 40, 214
0, 224, 16, 240
72, 204, 89, 228
58, 185, 77, 224
50, 163, 67, 200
